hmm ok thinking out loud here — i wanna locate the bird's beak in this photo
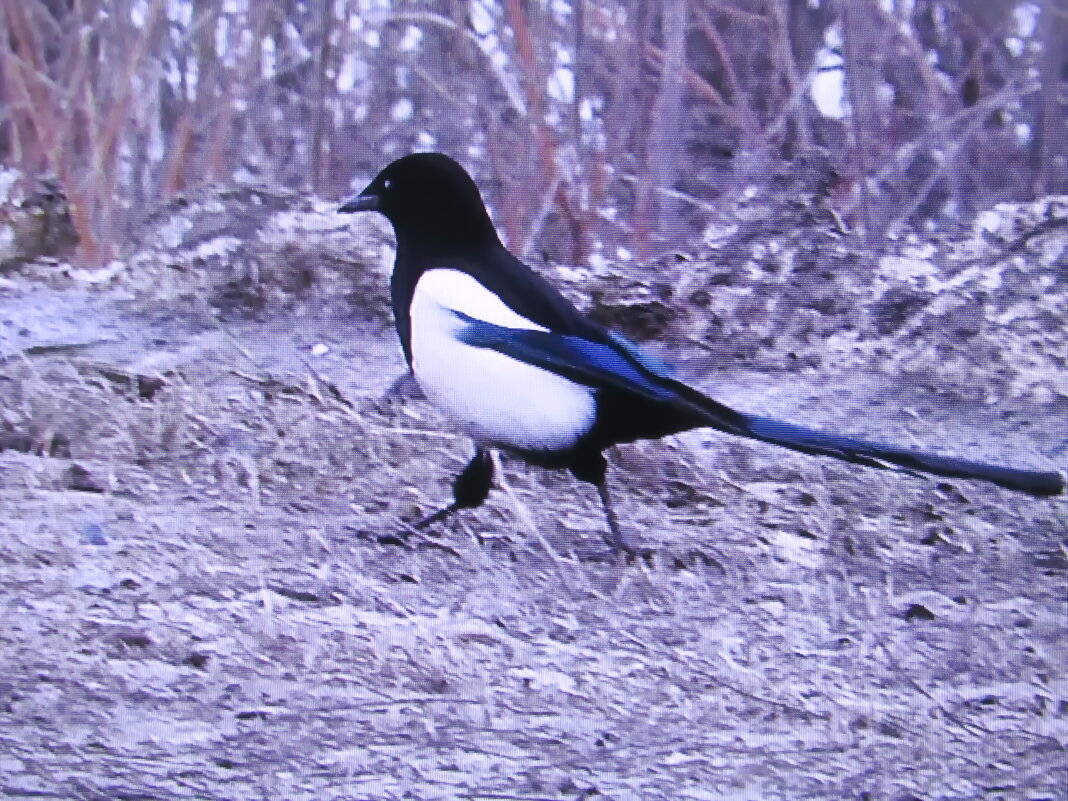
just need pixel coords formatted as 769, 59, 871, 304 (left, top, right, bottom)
338, 193, 379, 213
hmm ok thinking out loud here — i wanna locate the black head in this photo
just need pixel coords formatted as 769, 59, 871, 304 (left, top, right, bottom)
339, 153, 500, 253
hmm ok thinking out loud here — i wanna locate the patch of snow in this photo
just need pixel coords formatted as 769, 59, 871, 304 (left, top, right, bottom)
193, 237, 242, 261
903, 242, 936, 260
215, 16, 230, 62
160, 216, 193, 250
0, 226, 15, 259
337, 53, 361, 93
184, 55, 199, 101
167, 0, 192, 27
976, 208, 1002, 233
879, 254, 936, 286
547, 66, 575, 104
391, 98, 414, 122
147, 116, 163, 163
823, 22, 842, 49
130, 0, 147, 28
268, 211, 344, 234
931, 4, 946, 33
703, 221, 739, 245
0, 168, 19, 202
164, 56, 181, 92
69, 261, 128, 284
811, 24, 846, 121
72, 562, 112, 591
261, 36, 276, 80
554, 265, 588, 281
812, 45, 847, 119
513, 667, 576, 693
286, 22, 312, 59
1015, 2, 1039, 37
470, 0, 495, 36
485, 33, 506, 69
399, 25, 423, 52
551, 0, 572, 19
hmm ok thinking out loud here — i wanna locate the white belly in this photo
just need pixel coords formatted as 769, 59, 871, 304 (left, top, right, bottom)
409, 269, 596, 451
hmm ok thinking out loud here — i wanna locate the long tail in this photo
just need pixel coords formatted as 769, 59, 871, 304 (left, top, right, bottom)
661, 380, 1063, 497
736, 413, 1063, 497
534, 330, 1063, 497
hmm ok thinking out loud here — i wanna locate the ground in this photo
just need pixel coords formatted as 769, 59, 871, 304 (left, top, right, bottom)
0, 189, 1066, 800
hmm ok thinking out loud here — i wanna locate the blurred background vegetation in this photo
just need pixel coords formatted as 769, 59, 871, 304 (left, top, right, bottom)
1, 0, 1065, 266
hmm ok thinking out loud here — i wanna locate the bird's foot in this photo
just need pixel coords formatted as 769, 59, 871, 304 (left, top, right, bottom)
607, 536, 656, 566
368, 503, 462, 549
594, 480, 653, 564
569, 530, 653, 565
377, 522, 462, 558
412, 502, 460, 530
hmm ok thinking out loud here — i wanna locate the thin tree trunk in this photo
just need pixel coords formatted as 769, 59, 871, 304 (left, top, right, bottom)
635, 0, 688, 258
1032, 0, 1068, 196
842, 0, 880, 244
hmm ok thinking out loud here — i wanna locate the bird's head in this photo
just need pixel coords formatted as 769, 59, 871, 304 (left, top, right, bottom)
339, 152, 500, 252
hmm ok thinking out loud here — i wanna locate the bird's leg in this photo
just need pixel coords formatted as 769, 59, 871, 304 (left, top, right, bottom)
596, 478, 646, 557
595, 479, 630, 553
571, 451, 642, 557
411, 446, 495, 530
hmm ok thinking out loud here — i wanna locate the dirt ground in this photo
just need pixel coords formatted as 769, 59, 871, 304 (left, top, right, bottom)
1, 190, 1066, 800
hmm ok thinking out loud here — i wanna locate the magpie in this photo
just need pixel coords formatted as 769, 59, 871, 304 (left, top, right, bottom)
339, 152, 1063, 552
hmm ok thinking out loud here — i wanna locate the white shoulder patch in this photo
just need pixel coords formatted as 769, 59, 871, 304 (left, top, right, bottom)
413, 268, 546, 331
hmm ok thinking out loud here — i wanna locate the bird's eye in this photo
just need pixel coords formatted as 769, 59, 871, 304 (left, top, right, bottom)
382, 179, 392, 190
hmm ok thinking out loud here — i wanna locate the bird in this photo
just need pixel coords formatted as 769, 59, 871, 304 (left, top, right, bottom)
339, 152, 1063, 553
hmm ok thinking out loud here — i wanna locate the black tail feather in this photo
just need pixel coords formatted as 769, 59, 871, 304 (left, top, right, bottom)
739, 414, 1063, 497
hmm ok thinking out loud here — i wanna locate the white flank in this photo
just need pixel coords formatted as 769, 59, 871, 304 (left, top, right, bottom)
409, 269, 596, 451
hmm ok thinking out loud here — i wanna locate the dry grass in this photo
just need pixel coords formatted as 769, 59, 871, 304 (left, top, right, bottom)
1, 190, 1066, 799
1, 345, 1065, 799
